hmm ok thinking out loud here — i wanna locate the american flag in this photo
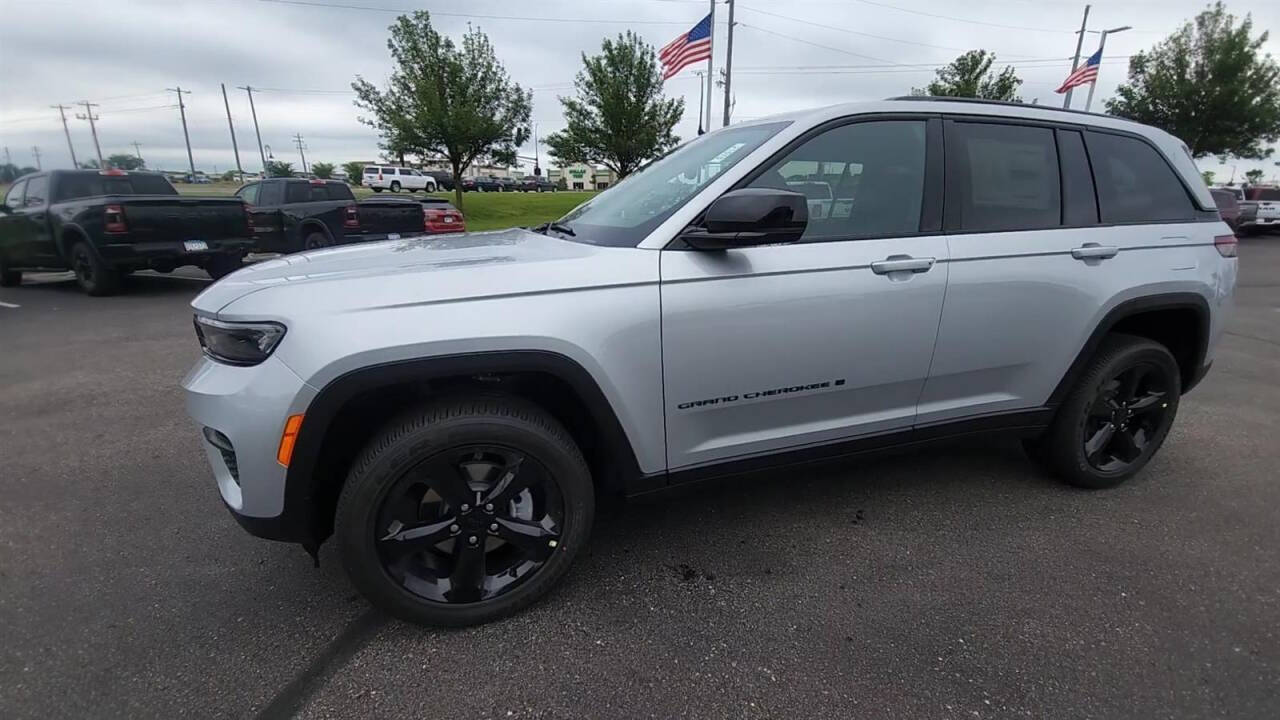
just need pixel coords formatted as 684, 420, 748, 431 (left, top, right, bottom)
1055, 48, 1102, 94
660, 14, 712, 80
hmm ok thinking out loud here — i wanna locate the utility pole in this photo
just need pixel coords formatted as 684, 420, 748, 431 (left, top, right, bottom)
75, 102, 104, 168
293, 133, 308, 174
131, 141, 144, 165
238, 85, 269, 177
704, 0, 716, 132
1064, 4, 1091, 109
32, 146, 42, 170
221, 83, 245, 182
167, 86, 196, 178
2, 147, 10, 166
52, 105, 78, 168
722, 0, 735, 127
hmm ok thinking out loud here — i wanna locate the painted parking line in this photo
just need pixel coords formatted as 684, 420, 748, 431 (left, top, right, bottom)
0, 300, 20, 308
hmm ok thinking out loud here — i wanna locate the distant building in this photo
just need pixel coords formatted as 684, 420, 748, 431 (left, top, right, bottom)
548, 163, 617, 190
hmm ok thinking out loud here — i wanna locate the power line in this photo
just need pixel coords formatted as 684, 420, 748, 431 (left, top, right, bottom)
736, 23, 899, 65
257, 0, 700, 25
844, 0, 1074, 34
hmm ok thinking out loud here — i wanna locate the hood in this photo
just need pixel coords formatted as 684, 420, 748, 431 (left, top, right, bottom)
192, 227, 654, 319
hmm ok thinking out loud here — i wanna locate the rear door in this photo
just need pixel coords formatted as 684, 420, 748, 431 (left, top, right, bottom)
245, 180, 289, 252
917, 119, 1211, 425
18, 174, 57, 264
0, 180, 30, 265
661, 117, 949, 470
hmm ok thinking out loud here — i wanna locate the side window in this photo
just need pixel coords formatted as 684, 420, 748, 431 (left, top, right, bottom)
1057, 129, 1099, 226
4, 180, 26, 209
24, 176, 49, 208
1087, 131, 1196, 223
285, 183, 311, 203
949, 122, 1060, 232
363, 167, 378, 175
746, 120, 927, 241
237, 183, 260, 205
258, 181, 284, 206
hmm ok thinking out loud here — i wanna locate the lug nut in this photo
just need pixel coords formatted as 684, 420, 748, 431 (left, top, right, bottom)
484, 503, 494, 512
467, 535, 478, 545
489, 523, 499, 532
449, 524, 460, 534
460, 503, 471, 513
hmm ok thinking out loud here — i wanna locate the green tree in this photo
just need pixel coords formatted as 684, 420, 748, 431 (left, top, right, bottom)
1200, 170, 1216, 185
106, 153, 145, 170
1107, 3, 1280, 159
79, 159, 100, 169
221, 170, 239, 183
912, 50, 1022, 101
353, 11, 532, 209
311, 162, 335, 179
342, 161, 365, 184
0, 164, 37, 182
1244, 168, 1265, 184
544, 31, 684, 178
265, 160, 294, 178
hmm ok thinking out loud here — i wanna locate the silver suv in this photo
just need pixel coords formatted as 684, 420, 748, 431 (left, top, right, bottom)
184, 98, 1237, 626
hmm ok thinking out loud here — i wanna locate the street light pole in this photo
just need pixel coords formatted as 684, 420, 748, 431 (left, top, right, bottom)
1064, 4, 1091, 109
1084, 25, 1131, 112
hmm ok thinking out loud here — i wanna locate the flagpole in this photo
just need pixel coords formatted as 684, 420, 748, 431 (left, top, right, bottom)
706, 0, 716, 132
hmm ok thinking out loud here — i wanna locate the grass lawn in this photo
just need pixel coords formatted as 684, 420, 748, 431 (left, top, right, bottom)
172, 183, 594, 232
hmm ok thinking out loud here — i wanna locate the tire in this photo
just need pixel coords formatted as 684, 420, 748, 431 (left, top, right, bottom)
0, 254, 20, 287
303, 232, 330, 251
205, 253, 243, 280
371, 187, 383, 193
335, 395, 594, 627
390, 181, 401, 193
1038, 334, 1181, 489
69, 241, 121, 296
407, 188, 417, 193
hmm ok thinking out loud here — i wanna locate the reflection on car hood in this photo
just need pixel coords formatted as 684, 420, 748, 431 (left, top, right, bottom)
191, 227, 652, 318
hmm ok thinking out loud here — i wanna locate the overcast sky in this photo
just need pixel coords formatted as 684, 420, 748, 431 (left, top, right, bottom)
1, 0, 1277, 181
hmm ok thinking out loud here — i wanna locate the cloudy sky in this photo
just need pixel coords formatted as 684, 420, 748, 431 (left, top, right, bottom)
1, 0, 1277, 181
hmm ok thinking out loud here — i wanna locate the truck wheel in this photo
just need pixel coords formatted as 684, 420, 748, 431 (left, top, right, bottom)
205, 254, 243, 280
70, 241, 121, 296
371, 187, 383, 193
303, 232, 331, 251
334, 394, 594, 627
1037, 334, 1180, 489
0, 255, 21, 287
390, 181, 401, 193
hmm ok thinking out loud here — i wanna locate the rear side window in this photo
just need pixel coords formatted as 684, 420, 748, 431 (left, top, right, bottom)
949, 122, 1060, 232
285, 182, 338, 203
1210, 190, 1237, 210
1246, 188, 1280, 201
363, 167, 379, 175
327, 183, 354, 201
5, 180, 27, 208
237, 183, 260, 205
1087, 132, 1196, 223
1057, 129, 1099, 226
258, 181, 284, 206
24, 175, 49, 207
383, 168, 395, 174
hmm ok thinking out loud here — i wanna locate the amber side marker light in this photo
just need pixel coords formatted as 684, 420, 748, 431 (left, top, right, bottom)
277, 414, 305, 466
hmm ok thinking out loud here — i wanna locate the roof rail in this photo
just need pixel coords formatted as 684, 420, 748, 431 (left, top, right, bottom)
885, 95, 1118, 120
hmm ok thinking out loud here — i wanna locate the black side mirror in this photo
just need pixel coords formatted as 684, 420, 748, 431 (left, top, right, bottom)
681, 188, 808, 250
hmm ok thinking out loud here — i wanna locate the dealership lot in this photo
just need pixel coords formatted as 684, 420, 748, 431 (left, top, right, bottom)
2, 242, 1279, 719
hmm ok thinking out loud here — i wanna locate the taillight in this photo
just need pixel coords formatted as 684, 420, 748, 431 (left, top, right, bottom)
244, 207, 254, 236
423, 207, 463, 232
1214, 234, 1238, 258
343, 204, 360, 229
104, 205, 128, 233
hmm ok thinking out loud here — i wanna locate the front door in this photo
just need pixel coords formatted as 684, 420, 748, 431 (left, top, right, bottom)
661, 118, 949, 471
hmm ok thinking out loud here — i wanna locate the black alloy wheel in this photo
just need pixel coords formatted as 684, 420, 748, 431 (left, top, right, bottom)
303, 232, 330, 250
70, 241, 121, 296
1081, 362, 1173, 473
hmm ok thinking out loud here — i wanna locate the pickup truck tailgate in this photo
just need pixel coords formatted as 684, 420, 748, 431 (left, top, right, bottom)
356, 198, 424, 235
111, 196, 247, 241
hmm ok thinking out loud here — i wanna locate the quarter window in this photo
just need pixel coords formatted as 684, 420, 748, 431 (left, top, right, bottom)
1087, 132, 1196, 223
746, 120, 927, 241
950, 122, 1060, 232
4, 180, 26, 208
23, 175, 49, 207
237, 183, 260, 205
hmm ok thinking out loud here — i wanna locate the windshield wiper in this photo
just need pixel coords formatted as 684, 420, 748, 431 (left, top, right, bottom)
533, 221, 576, 237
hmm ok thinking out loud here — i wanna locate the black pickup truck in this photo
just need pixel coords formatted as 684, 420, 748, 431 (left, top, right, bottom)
0, 170, 251, 295
235, 178, 438, 253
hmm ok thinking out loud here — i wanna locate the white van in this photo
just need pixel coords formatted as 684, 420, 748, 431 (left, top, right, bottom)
362, 166, 437, 193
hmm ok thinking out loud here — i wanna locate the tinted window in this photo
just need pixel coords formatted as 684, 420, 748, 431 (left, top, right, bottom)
237, 183, 260, 205
24, 175, 49, 207
1246, 187, 1280, 201
285, 182, 338, 203
364, 167, 379, 174
747, 120, 926, 240
1057, 129, 1099, 226
1210, 189, 1237, 210
5, 180, 27, 208
327, 183, 354, 201
54, 172, 176, 201
258, 181, 284, 205
383, 168, 395, 174
1087, 132, 1196, 223
951, 122, 1060, 232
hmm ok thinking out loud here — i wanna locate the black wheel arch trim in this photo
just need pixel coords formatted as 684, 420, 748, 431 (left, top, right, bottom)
271, 350, 643, 547
1047, 292, 1211, 406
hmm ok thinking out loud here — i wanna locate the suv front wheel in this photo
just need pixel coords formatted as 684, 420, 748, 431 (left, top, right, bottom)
1033, 334, 1181, 489
335, 395, 594, 626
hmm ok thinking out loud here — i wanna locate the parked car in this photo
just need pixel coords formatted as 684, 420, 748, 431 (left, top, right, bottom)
420, 196, 466, 233
471, 175, 507, 192
424, 171, 455, 191
236, 178, 442, 253
363, 166, 437, 193
518, 176, 555, 192
1238, 185, 1280, 234
184, 97, 1236, 627
0, 169, 251, 294
1210, 188, 1241, 232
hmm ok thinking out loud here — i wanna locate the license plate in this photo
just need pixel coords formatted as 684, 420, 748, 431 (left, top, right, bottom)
184, 240, 209, 252
387, 233, 401, 240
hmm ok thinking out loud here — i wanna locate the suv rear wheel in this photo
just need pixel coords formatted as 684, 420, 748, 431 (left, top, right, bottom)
1034, 334, 1180, 489
334, 395, 594, 626
70, 241, 121, 296
390, 181, 401, 193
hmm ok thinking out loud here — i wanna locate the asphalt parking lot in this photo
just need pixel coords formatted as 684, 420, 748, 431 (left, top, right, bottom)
2, 241, 1279, 720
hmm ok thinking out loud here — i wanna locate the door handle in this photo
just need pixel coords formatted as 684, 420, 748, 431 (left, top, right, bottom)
1071, 244, 1119, 260
871, 255, 935, 275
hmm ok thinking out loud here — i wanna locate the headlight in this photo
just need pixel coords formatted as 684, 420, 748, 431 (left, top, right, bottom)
194, 315, 286, 366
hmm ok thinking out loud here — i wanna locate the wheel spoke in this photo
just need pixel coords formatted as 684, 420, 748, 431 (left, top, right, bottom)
493, 517, 559, 561
419, 456, 473, 510
1088, 398, 1119, 418
480, 455, 531, 507
378, 517, 456, 558
1119, 366, 1148, 403
1084, 422, 1116, 461
1113, 428, 1145, 462
447, 539, 487, 602
1128, 391, 1167, 415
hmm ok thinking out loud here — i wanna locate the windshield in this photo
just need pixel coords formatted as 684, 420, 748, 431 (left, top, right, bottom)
553, 121, 790, 247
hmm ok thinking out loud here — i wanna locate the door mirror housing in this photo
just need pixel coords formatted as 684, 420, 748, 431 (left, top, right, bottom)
681, 188, 808, 250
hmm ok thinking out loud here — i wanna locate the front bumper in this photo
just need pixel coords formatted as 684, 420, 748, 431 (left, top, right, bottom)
182, 354, 316, 541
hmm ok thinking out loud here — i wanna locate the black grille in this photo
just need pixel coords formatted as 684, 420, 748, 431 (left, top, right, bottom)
203, 427, 240, 486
